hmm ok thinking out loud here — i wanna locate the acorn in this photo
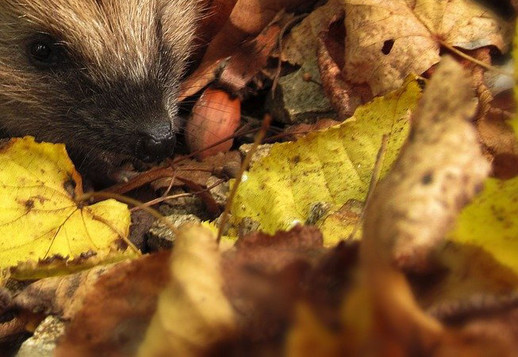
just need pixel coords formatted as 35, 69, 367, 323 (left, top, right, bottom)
186, 87, 241, 159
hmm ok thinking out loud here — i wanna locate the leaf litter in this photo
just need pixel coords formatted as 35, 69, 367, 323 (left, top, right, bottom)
38, 56, 518, 356
3, 0, 518, 356
343, 0, 512, 95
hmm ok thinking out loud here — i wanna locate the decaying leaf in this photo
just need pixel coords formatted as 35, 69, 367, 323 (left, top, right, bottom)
462, 47, 518, 160
362, 56, 490, 271
231, 77, 422, 245
478, 110, 518, 158
344, 0, 511, 95
13, 265, 110, 320
54, 252, 170, 356
283, 57, 509, 357
317, 36, 363, 120
221, 226, 356, 349
219, 16, 291, 93
222, 226, 324, 341
270, 0, 347, 124
180, 0, 315, 100
419, 242, 518, 314
138, 225, 236, 357
0, 137, 134, 278
281, 0, 342, 66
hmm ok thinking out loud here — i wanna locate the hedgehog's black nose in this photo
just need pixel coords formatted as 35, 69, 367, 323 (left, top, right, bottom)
136, 121, 176, 162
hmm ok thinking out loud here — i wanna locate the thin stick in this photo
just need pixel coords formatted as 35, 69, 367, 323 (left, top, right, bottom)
217, 115, 272, 244
348, 134, 389, 240
105, 166, 175, 195
440, 41, 512, 76
76, 191, 179, 237
172, 125, 255, 164
131, 178, 225, 211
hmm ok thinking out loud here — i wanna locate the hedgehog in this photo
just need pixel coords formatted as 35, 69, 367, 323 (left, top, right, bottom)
0, 0, 199, 170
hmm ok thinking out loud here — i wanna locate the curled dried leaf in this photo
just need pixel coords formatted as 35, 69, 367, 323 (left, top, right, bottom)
138, 224, 236, 357
362, 56, 490, 272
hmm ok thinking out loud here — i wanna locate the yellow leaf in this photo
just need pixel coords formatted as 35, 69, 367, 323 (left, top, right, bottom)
138, 224, 235, 357
0, 137, 134, 279
448, 177, 518, 274
417, 177, 518, 312
231, 77, 422, 245
362, 57, 489, 271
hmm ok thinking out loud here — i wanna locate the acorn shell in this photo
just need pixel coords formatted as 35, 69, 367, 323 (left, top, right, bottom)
186, 88, 241, 159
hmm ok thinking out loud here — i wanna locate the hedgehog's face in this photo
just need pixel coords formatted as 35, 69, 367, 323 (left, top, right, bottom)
0, 0, 197, 165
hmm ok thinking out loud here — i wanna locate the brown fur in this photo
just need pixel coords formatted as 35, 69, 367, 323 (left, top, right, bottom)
0, 0, 198, 166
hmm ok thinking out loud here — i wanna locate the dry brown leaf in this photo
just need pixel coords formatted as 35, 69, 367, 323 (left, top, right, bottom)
223, 226, 324, 342
229, 225, 324, 274
138, 225, 235, 357
344, 0, 511, 95
275, 0, 366, 121
150, 151, 241, 191
362, 56, 490, 272
13, 265, 110, 321
221, 226, 355, 348
281, 0, 342, 66
312, 8, 373, 120
458, 47, 518, 159
54, 252, 170, 357
218, 17, 288, 93
493, 153, 518, 179
317, 37, 362, 119
285, 58, 498, 357
180, 0, 316, 99
478, 110, 518, 157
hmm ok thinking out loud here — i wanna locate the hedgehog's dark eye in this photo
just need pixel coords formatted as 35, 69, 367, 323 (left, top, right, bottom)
27, 34, 66, 69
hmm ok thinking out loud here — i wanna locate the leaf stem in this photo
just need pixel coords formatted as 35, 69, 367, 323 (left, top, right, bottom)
440, 41, 512, 77
216, 115, 272, 244
76, 192, 180, 249
348, 134, 389, 240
